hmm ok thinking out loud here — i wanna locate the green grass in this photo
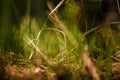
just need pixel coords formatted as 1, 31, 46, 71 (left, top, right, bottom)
1, 0, 120, 80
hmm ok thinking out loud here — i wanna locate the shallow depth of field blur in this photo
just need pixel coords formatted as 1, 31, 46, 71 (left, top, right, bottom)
0, 0, 120, 80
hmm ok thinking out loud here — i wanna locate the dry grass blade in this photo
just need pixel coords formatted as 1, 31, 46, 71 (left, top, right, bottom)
48, 0, 65, 16
51, 16, 79, 48
24, 36, 54, 65
84, 27, 99, 37
117, 0, 120, 15
111, 56, 120, 62
110, 21, 120, 25
47, 3, 79, 48
29, 29, 42, 59
83, 45, 100, 80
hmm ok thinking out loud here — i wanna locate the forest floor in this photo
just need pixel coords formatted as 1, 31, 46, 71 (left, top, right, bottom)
1, 51, 120, 80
